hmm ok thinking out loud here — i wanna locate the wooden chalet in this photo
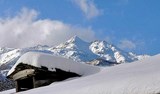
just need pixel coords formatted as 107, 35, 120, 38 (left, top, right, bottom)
7, 63, 80, 92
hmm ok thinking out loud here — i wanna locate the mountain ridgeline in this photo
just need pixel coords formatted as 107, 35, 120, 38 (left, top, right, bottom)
0, 36, 149, 70
49, 36, 149, 64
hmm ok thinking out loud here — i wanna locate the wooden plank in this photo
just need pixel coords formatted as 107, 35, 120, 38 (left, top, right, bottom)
13, 69, 35, 80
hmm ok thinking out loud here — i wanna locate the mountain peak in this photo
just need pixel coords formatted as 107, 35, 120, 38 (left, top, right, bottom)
67, 36, 87, 44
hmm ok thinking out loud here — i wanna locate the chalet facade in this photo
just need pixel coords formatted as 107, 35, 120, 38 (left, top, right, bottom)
7, 63, 80, 92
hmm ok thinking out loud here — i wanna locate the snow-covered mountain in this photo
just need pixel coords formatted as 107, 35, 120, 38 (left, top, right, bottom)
0, 47, 14, 55
0, 74, 14, 91
49, 36, 149, 63
0, 36, 149, 69
90, 40, 136, 63
0, 36, 149, 71
0, 49, 21, 66
48, 36, 97, 62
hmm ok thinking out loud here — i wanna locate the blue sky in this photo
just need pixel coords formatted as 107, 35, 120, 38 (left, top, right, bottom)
0, 0, 159, 55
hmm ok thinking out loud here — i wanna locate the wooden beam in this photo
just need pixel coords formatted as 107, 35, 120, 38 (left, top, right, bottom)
13, 69, 35, 80
33, 76, 36, 88
15, 81, 20, 92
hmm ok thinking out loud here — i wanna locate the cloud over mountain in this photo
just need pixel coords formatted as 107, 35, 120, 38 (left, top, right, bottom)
0, 8, 96, 48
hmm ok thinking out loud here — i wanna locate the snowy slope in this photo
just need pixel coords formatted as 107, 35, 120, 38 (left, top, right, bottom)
0, 49, 21, 66
90, 40, 137, 63
0, 45, 51, 70
0, 47, 14, 55
48, 36, 98, 62
3, 54, 159, 94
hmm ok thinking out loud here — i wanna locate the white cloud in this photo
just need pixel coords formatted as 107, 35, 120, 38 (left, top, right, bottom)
118, 39, 136, 50
73, 0, 101, 19
0, 8, 96, 48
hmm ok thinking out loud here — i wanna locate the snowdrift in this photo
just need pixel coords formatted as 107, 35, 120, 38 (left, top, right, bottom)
7, 52, 100, 77
2, 53, 160, 94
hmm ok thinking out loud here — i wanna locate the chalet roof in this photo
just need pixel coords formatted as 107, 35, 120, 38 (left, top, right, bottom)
7, 52, 100, 77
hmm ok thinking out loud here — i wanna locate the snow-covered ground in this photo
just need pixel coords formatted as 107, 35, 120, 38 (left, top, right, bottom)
2, 54, 160, 94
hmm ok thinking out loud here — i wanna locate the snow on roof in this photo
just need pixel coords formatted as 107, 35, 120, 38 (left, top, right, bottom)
4, 54, 160, 94
7, 52, 100, 76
